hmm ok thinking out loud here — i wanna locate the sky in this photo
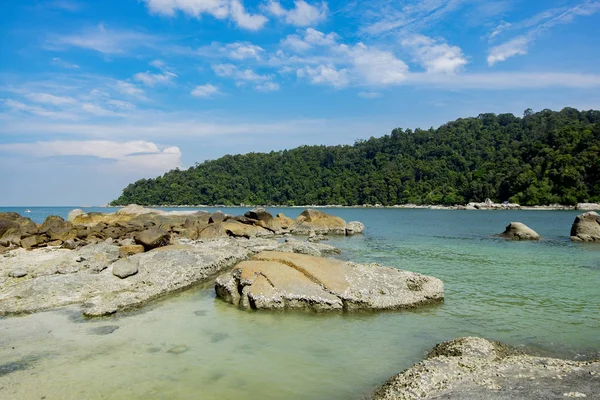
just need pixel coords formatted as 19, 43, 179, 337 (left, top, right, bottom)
1, 0, 600, 206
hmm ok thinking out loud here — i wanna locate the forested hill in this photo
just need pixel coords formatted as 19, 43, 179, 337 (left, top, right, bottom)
112, 108, 600, 206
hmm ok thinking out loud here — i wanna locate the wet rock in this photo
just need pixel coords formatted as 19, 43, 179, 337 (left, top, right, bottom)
372, 337, 600, 400
119, 244, 145, 258
499, 222, 540, 240
135, 227, 170, 250
8, 268, 28, 278
90, 325, 119, 335
215, 251, 443, 311
112, 258, 139, 279
571, 212, 600, 242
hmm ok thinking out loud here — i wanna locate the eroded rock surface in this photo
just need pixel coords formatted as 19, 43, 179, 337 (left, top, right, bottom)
499, 222, 540, 240
571, 211, 600, 242
0, 238, 339, 317
215, 251, 443, 312
372, 337, 600, 400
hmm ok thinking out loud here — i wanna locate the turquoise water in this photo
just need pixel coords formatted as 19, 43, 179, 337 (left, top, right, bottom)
1, 208, 599, 399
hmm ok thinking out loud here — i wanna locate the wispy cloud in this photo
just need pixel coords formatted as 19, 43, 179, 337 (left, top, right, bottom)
358, 91, 382, 99
191, 84, 221, 98
142, 0, 268, 30
51, 57, 80, 69
297, 64, 349, 87
47, 24, 154, 54
488, 1, 600, 65
134, 71, 178, 86
264, 0, 328, 26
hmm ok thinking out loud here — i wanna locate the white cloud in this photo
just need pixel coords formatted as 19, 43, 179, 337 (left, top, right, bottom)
297, 64, 349, 87
346, 43, 408, 85
82, 103, 122, 116
134, 71, 178, 86
150, 59, 167, 69
487, 36, 528, 66
358, 91, 381, 99
281, 27, 338, 52
212, 63, 271, 81
255, 82, 280, 92
401, 34, 467, 74
25, 93, 77, 106
191, 84, 221, 97
226, 42, 265, 60
143, 0, 268, 30
51, 57, 80, 69
0, 140, 181, 172
115, 81, 145, 98
48, 24, 153, 54
265, 0, 327, 26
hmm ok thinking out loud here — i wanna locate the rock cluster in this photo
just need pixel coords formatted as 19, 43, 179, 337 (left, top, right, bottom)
372, 336, 600, 400
498, 222, 540, 240
215, 251, 443, 312
571, 211, 600, 242
1, 206, 365, 255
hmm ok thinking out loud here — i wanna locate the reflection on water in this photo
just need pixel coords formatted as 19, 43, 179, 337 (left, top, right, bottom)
1, 209, 599, 399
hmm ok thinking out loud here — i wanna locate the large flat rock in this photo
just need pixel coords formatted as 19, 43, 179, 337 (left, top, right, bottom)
0, 238, 338, 317
372, 337, 600, 400
215, 251, 444, 311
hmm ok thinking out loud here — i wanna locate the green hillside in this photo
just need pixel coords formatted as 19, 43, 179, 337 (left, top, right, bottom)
112, 108, 600, 206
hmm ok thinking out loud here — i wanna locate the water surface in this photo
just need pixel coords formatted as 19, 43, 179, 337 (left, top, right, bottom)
1, 208, 599, 399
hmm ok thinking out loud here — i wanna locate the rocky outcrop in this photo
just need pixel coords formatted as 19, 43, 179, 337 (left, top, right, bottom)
0, 237, 339, 317
372, 337, 600, 400
291, 209, 348, 235
346, 221, 365, 235
499, 222, 540, 240
215, 251, 443, 312
571, 211, 600, 242
466, 199, 521, 210
576, 203, 600, 211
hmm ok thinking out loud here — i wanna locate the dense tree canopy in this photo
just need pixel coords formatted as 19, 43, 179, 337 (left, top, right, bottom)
112, 108, 600, 206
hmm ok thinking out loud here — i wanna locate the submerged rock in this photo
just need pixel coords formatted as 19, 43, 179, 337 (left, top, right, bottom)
571, 211, 600, 242
215, 251, 443, 312
499, 222, 540, 240
372, 337, 600, 400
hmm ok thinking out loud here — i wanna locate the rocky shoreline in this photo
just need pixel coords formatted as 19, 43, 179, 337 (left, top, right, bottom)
372, 336, 600, 400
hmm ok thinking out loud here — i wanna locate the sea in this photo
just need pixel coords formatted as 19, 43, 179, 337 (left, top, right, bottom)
1, 206, 599, 400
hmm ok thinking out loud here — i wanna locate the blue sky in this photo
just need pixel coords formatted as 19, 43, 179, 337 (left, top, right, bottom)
1, 0, 599, 205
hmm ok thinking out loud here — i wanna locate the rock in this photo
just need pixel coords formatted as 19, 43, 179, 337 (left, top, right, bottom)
47, 240, 63, 247
244, 208, 281, 231
8, 268, 28, 278
112, 259, 139, 279
499, 222, 540, 240
0, 235, 20, 247
222, 220, 273, 238
570, 212, 600, 242
90, 325, 119, 335
292, 209, 349, 235
215, 251, 443, 311
209, 211, 227, 224
119, 244, 145, 258
276, 238, 340, 257
135, 227, 170, 250
346, 221, 365, 235
371, 337, 600, 400
39, 216, 76, 242
61, 240, 78, 250
167, 345, 189, 354
198, 223, 228, 241
67, 209, 86, 221
0, 220, 21, 239
20, 236, 39, 250
576, 203, 600, 211
274, 213, 293, 229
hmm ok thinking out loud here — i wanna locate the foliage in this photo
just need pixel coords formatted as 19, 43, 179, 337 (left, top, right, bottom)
112, 108, 600, 206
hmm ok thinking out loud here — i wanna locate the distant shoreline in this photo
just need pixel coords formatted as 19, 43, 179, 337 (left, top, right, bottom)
103, 203, 598, 211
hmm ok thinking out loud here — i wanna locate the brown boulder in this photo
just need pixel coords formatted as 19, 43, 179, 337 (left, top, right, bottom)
571, 211, 600, 241
499, 222, 540, 240
292, 209, 347, 235
135, 227, 171, 250
0, 219, 21, 238
119, 244, 145, 258
274, 213, 293, 229
198, 223, 228, 241
222, 220, 273, 238
21, 235, 40, 249
209, 211, 227, 224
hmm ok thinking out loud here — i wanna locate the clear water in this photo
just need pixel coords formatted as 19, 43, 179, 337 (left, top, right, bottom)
1, 208, 599, 400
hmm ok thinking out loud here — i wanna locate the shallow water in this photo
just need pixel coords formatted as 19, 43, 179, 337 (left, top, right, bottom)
1, 208, 599, 399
